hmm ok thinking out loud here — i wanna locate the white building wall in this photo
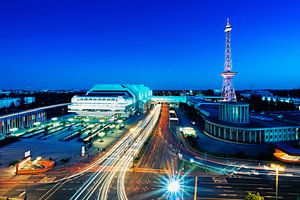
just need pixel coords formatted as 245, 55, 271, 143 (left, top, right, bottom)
0, 98, 21, 108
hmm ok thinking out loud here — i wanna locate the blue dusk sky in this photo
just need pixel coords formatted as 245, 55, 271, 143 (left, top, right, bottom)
0, 0, 300, 90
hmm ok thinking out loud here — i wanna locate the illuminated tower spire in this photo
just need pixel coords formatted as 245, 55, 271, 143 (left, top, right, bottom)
220, 18, 237, 101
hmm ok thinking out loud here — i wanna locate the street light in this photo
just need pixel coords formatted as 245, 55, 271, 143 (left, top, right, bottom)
270, 163, 284, 200
98, 132, 105, 142
9, 127, 18, 132
68, 118, 74, 122
33, 122, 41, 126
167, 179, 180, 193
9, 128, 18, 137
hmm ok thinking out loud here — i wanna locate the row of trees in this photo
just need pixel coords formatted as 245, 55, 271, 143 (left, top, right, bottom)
245, 192, 264, 200
152, 89, 216, 96
179, 102, 205, 129
0, 91, 85, 115
247, 95, 296, 112
271, 89, 300, 98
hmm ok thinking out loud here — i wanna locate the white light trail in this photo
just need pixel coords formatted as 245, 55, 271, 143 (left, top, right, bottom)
68, 104, 161, 200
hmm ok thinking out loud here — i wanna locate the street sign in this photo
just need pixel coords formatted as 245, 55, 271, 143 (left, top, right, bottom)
24, 150, 30, 158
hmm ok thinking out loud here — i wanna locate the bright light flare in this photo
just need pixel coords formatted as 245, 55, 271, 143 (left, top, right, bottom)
167, 180, 180, 193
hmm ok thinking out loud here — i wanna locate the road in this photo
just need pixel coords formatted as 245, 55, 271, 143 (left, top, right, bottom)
125, 105, 300, 199
1, 104, 300, 199
0, 104, 162, 200
125, 104, 181, 199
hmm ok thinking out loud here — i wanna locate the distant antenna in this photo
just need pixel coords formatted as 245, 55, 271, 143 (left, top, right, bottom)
220, 18, 237, 101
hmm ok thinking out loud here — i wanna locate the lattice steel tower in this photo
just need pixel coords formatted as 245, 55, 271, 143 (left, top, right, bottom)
220, 18, 237, 102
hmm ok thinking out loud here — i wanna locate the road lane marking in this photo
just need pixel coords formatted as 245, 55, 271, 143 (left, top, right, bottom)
19, 191, 26, 197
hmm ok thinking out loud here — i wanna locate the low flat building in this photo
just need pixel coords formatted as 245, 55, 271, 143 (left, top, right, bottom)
68, 84, 152, 118
24, 97, 36, 104
0, 103, 68, 139
0, 98, 21, 108
187, 99, 300, 144
202, 102, 300, 144
151, 96, 187, 104
0, 110, 46, 138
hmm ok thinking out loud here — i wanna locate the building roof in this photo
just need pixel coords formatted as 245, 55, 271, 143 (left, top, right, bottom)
220, 101, 249, 106
88, 84, 127, 93
85, 84, 152, 102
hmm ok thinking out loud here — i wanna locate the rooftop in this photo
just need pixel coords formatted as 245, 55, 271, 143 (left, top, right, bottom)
220, 101, 249, 106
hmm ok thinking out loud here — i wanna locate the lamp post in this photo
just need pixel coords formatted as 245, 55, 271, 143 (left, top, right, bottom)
270, 163, 284, 200
9, 127, 18, 137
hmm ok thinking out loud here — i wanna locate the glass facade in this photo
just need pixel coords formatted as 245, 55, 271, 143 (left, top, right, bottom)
0, 111, 46, 136
219, 103, 249, 124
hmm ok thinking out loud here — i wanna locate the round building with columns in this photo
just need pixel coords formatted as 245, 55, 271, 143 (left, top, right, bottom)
204, 102, 300, 144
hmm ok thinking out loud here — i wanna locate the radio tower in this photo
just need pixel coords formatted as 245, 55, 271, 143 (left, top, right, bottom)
220, 18, 237, 102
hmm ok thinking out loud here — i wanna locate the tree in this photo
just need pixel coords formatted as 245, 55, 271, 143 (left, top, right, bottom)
249, 95, 263, 111
245, 192, 264, 200
9, 101, 16, 109
288, 100, 296, 110
269, 99, 276, 111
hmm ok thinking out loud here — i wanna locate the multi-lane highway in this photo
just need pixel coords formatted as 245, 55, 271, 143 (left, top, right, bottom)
68, 104, 161, 200
6, 104, 162, 200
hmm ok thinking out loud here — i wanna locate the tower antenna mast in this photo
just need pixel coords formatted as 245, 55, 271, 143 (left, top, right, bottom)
220, 18, 237, 101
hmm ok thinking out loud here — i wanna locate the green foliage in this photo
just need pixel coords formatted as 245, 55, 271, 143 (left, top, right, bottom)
60, 157, 70, 164
248, 95, 296, 111
179, 103, 205, 127
9, 160, 19, 167
245, 192, 264, 200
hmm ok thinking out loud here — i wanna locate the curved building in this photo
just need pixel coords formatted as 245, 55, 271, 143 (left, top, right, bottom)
219, 102, 249, 123
202, 102, 300, 144
68, 84, 152, 117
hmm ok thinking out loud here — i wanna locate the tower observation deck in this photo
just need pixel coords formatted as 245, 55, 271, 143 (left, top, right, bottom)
220, 18, 237, 102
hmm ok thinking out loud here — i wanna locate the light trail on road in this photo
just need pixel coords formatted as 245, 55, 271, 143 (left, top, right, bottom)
116, 105, 161, 200
68, 104, 161, 200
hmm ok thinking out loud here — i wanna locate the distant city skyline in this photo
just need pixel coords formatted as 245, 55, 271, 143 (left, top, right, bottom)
1, 0, 300, 90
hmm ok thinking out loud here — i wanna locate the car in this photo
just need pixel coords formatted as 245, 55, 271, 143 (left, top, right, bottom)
250, 170, 259, 175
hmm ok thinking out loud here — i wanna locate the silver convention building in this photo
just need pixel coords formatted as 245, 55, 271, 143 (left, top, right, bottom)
68, 84, 152, 118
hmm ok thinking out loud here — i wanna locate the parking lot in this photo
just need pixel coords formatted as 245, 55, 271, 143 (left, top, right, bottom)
0, 113, 144, 170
